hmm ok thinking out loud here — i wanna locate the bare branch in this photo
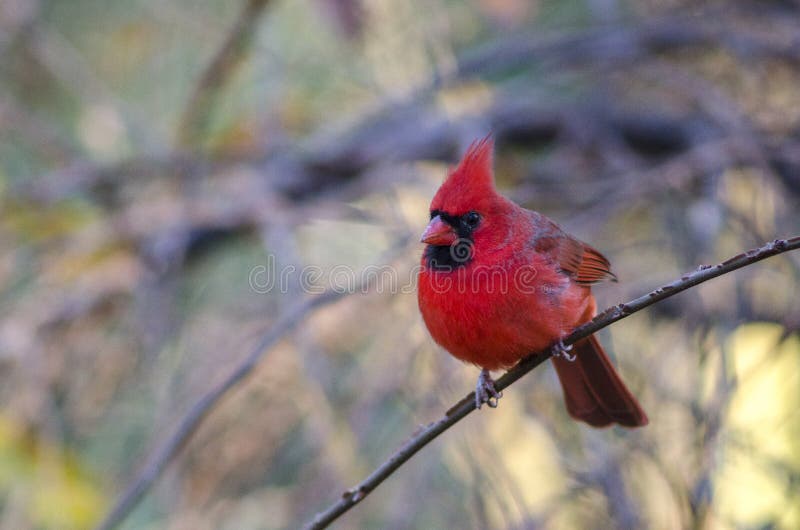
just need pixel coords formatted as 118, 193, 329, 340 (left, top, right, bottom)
94, 235, 412, 530
305, 236, 800, 530
94, 289, 349, 530
16, 8, 800, 206
177, 0, 273, 147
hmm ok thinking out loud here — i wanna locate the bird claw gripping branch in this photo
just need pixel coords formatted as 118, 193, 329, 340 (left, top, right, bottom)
475, 369, 503, 409
552, 339, 576, 362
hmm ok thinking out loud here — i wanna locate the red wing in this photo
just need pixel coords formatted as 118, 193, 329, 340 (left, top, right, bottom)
536, 233, 616, 285
563, 239, 617, 285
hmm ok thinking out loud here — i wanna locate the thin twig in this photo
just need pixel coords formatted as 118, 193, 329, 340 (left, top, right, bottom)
177, 0, 273, 147
95, 289, 348, 530
305, 236, 800, 530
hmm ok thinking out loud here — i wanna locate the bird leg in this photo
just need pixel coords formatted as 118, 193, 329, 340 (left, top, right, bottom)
475, 369, 502, 409
552, 339, 576, 362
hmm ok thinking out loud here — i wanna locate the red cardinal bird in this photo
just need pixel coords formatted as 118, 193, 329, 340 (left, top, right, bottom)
417, 137, 647, 427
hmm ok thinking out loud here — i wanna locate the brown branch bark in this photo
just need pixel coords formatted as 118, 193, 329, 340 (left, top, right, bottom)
305, 235, 800, 530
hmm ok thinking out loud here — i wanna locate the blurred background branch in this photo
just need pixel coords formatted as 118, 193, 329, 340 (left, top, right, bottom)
177, 0, 274, 148
1, 0, 799, 529
97, 281, 359, 530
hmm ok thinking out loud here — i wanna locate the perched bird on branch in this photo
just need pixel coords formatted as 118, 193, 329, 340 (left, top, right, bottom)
418, 137, 647, 427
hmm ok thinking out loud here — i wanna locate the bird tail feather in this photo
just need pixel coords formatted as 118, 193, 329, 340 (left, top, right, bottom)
551, 335, 648, 428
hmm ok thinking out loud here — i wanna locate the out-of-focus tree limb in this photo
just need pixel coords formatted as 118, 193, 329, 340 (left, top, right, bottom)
13, 100, 782, 206
177, 0, 273, 147
305, 236, 800, 530
93, 238, 410, 530
14, 8, 800, 205
93, 289, 349, 530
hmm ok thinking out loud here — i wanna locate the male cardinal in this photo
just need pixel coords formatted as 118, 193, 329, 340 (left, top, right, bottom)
417, 137, 647, 427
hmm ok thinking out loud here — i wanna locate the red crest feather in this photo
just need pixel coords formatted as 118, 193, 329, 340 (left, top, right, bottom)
430, 135, 497, 214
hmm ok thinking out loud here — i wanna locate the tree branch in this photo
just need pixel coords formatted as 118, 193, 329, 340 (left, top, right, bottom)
305, 235, 800, 530
177, 0, 273, 147
17, 8, 800, 206
95, 289, 349, 530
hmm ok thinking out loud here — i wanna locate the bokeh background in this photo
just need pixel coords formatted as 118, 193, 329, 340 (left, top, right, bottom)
2, 0, 800, 529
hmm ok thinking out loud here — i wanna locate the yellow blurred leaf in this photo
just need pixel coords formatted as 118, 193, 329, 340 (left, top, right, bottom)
2, 199, 98, 243
0, 415, 106, 530
714, 323, 800, 529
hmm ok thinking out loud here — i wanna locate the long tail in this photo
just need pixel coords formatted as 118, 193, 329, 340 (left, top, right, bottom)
551, 335, 648, 428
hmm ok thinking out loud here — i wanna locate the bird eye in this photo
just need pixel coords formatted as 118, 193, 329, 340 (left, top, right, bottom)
464, 211, 481, 227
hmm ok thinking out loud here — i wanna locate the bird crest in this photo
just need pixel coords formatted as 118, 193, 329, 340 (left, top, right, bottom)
430, 135, 497, 215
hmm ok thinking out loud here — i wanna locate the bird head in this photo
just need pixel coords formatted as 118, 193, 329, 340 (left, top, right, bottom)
420, 136, 513, 268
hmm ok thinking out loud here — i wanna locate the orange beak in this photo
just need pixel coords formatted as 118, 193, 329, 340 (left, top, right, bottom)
420, 215, 457, 245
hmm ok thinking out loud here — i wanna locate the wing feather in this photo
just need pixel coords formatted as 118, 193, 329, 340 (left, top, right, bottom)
532, 220, 617, 285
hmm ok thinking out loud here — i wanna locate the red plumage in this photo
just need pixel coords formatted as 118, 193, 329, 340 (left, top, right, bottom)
418, 137, 647, 428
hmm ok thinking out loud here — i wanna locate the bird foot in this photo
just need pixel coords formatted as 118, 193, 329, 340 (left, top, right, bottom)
475, 369, 502, 409
552, 339, 576, 362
